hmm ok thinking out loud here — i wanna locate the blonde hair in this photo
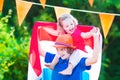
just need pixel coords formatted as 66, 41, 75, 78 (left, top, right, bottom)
57, 14, 78, 27
57, 14, 78, 35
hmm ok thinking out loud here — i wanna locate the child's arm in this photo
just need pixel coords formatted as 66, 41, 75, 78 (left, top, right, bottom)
81, 27, 98, 38
81, 31, 92, 38
43, 25, 65, 36
85, 31, 100, 66
38, 41, 59, 69
43, 27, 59, 36
45, 55, 59, 70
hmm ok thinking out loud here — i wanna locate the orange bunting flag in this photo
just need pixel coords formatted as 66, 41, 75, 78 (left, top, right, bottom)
0, 0, 4, 12
39, 0, 46, 8
16, 0, 32, 26
54, 7, 71, 20
99, 13, 115, 38
88, 0, 94, 7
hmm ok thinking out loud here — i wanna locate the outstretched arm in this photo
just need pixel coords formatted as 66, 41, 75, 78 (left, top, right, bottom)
81, 27, 99, 38
43, 27, 59, 36
81, 31, 92, 38
85, 30, 100, 66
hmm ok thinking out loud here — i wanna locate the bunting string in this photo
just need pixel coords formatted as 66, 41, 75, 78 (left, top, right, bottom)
15, 0, 117, 38
23, 0, 120, 16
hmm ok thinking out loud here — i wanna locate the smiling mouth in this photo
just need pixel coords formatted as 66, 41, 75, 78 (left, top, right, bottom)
71, 27, 74, 31
61, 54, 65, 57
69, 29, 74, 32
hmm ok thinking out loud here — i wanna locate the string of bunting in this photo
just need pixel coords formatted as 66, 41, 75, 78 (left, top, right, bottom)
1, 0, 120, 38
17, 0, 119, 38
25, 0, 120, 16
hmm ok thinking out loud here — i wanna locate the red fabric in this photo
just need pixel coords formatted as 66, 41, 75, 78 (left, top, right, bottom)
71, 28, 86, 52
29, 22, 57, 76
29, 22, 42, 76
37, 22, 57, 41
77, 25, 94, 49
29, 22, 94, 77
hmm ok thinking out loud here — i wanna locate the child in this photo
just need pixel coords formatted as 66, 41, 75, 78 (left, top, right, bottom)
39, 33, 100, 80
45, 14, 99, 75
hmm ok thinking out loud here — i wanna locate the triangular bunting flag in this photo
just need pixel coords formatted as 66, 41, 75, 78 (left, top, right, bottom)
54, 7, 71, 20
39, 0, 46, 8
0, 0, 4, 12
99, 13, 115, 38
88, 0, 94, 7
16, 0, 32, 26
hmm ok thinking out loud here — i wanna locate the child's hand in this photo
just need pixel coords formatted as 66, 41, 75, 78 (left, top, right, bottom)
45, 63, 54, 70
38, 26, 42, 29
90, 27, 100, 36
90, 27, 95, 36
92, 28, 100, 38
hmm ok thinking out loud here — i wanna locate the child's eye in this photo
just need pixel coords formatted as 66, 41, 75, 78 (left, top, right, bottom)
66, 26, 69, 28
60, 48, 64, 51
71, 23, 73, 25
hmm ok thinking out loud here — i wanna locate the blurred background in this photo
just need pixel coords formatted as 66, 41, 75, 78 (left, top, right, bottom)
0, 0, 120, 80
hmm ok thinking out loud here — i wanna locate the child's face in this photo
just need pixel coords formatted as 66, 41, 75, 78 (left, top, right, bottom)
61, 18, 76, 34
56, 47, 70, 59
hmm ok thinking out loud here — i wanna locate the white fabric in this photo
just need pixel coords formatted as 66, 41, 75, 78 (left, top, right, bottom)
39, 41, 57, 68
85, 34, 103, 80
27, 62, 42, 80
69, 49, 87, 68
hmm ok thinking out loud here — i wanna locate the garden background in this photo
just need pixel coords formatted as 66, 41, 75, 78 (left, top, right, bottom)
0, 0, 120, 80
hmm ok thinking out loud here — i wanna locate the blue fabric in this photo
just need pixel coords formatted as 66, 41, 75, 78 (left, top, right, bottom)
82, 72, 89, 80
41, 68, 52, 80
43, 52, 91, 80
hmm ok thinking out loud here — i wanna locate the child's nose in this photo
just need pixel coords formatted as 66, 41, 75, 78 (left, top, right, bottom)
70, 25, 73, 29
